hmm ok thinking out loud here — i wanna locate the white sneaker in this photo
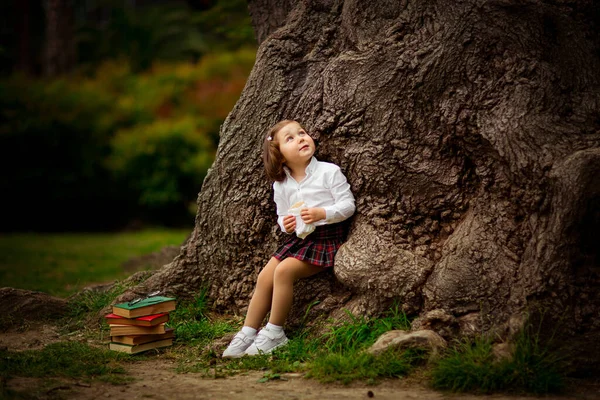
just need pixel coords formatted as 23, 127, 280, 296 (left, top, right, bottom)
244, 327, 289, 355
222, 331, 255, 358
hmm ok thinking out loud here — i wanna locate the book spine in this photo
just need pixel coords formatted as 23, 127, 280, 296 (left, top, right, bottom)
109, 324, 166, 336
109, 338, 173, 354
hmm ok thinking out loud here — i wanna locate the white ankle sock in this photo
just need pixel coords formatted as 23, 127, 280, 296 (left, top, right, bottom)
241, 326, 257, 337
266, 322, 283, 333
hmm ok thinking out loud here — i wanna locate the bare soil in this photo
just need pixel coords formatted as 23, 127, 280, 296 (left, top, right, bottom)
2, 323, 599, 400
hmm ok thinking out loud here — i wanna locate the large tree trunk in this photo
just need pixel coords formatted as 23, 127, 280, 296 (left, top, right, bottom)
118, 0, 600, 373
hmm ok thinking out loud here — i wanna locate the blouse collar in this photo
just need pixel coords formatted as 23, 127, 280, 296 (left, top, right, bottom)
283, 157, 318, 179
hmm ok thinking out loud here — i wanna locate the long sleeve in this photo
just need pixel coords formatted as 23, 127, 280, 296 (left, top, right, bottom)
273, 182, 292, 233
323, 167, 356, 224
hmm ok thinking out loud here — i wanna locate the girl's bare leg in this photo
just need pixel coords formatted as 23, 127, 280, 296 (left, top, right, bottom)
243, 257, 280, 329
268, 258, 323, 326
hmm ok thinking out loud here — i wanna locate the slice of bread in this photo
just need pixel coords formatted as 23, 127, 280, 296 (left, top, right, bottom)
290, 201, 305, 209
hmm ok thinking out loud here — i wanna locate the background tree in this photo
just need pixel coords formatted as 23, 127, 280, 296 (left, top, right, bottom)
1, 0, 257, 231
0, 0, 256, 77
122, 0, 599, 376
43, 0, 76, 77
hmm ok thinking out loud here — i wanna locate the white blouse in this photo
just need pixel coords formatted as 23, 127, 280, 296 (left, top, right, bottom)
273, 157, 356, 233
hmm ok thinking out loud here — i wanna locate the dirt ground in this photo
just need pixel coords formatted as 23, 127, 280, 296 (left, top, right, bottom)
2, 323, 599, 400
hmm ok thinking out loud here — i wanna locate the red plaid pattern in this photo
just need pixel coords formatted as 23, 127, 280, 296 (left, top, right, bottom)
273, 223, 347, 267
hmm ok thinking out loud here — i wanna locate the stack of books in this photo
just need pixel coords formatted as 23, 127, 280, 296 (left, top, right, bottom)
106, 295, 177, 354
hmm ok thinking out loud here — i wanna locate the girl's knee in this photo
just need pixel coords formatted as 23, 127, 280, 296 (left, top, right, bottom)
273, 261, 298, 283
256, 268, 273, 288
256, 258, 279, 287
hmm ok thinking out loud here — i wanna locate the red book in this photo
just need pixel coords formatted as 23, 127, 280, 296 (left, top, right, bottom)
104, 313, 169, 327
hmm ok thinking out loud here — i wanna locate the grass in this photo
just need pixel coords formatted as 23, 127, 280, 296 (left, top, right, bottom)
0, 341, 135, 384
171, 301, 424, 385
308, 348, 423, 384
0, 228, 189, 297
321, 306, 411, 353
0, 229, 568, 394
167, 289, 236, 346
66, 281, 130, 319
430, 323, 565, 394
304, 305, 419, 384
2, 291, 568, 395
165, 299, 565, 393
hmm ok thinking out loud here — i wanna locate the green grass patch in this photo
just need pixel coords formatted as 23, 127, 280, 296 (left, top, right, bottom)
167, 289, 236, 346
308, 348, 423, 385
322, 305, 411, 354
431, 325, 564, 394
2, 298, 422, 388
178, 303, 423, 384
303, 305, 419, 384
67, 282, 130, 319
0, 341, 134, 384
0, 228, 188, 297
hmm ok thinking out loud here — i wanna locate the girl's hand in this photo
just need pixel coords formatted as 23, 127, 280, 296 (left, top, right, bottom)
300, 207, 326, 224
283, 215, 296, 233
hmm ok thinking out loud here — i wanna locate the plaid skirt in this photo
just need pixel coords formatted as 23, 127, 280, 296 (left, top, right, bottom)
273, 223, 347, 267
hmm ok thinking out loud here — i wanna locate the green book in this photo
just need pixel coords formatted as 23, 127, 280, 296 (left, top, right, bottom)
112, 296, 176, 318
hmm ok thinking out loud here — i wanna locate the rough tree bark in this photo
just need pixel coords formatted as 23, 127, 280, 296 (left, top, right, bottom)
117, 0, 600, 373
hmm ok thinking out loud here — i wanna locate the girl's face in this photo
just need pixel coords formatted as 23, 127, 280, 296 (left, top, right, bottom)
275, 122, 315, 167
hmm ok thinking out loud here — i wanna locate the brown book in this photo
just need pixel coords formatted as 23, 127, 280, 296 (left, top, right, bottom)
111, 328, 175, 345
112, 296, 176, 319
105, 313, 169, 327
109, 338, 173, 354
109, 323, 166, 336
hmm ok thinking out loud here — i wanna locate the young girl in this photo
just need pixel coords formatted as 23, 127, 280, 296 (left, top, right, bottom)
222, 120, 356, 357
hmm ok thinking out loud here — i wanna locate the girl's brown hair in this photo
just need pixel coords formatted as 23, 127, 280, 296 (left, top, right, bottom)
263, 119, 297, 182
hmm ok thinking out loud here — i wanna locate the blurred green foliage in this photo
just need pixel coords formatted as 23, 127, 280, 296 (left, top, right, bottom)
0, 48, 256, 231
108, 117, 214, 211
0, 0, 257, 231
74, 0, 255, 73
0, 0, 256, 77
77, 2, 207, 73
191, 0, 256, 50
